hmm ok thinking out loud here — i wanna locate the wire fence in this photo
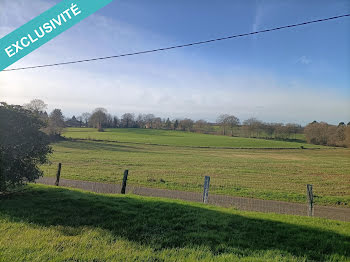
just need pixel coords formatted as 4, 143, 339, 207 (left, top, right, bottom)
37, 169, 350, 222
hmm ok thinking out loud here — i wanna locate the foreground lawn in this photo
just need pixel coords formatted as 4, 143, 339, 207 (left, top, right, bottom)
42, 139, 350, 206
0, 185, 349, 262
63, 128, 320, 148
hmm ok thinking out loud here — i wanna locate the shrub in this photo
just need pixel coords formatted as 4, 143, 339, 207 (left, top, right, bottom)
0, 103, 52, 192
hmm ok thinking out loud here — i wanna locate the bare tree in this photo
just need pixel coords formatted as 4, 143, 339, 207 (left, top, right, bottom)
106, 114, 114, 128
76, 116, 83, 127
144, 114, 155, 128
153, 117, 163, 129
274, 123, 286, 139
23, 99, 49, 124
47, 109, 65, 136
217, 114, 229, 135
89, 108, 108, 131
242, 118, 262, 138
262, 123, 275, 138
217, 114, 240, 136
179, 118, 194, 131
194, 120, 207, 132
23, 99, 47, 114
331, 124, 346, 147
121, 113, 135, 128
345, 126, 350, 148
136, 114, 145, 128
304, 122, 330, 145
225, 115, 240, 136
81, 112, 91, 127
285, 123, 302, 139
113, 116, 120, 128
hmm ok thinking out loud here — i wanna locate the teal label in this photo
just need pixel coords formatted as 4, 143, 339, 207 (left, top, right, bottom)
0, 0, 113, 72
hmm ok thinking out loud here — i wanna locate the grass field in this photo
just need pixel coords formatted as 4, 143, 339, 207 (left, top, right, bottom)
0, 184, 349, 262
41, 128, 350, 206
63, 128, 318, 148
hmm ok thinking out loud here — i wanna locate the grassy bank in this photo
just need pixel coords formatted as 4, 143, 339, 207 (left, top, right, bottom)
0, 184, 349, 261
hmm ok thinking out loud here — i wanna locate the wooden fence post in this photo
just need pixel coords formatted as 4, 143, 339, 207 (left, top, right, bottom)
307, 184, 314, 216
55, 163, 62, 186
121, 170, 128, 194
203, 176, 210, 204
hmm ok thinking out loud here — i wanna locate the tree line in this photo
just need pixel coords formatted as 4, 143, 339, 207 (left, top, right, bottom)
21, 99, 350, 147
304, 121, 350, 147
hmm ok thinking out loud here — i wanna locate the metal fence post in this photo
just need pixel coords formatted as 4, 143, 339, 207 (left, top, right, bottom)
121, 170, 128, 194
307, 184, 314, 216
55, 163, 62, 186
203, 176, 210, 204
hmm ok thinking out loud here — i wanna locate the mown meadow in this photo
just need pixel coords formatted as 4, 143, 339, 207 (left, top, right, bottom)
40, 128, 350, 206
63, 128, 318, 148
0, 184, 349, 262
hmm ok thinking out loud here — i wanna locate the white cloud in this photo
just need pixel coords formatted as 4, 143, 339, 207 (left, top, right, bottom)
297, 56, 312, 65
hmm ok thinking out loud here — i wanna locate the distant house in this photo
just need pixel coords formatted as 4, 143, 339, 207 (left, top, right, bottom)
65, 116, 82, 127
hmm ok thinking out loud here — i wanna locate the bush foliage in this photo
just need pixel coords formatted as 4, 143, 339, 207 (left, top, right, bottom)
0, 103, 52, 192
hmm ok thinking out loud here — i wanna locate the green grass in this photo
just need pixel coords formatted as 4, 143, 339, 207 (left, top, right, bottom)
42, 137, 350, 206
0, 184, 349, 261
63, 128, 319, 148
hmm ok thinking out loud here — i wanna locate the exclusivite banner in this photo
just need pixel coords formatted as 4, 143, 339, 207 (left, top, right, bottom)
0, 0, 113, 72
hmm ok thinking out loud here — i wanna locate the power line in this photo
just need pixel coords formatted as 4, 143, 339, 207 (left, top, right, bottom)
2, 13, 349, 72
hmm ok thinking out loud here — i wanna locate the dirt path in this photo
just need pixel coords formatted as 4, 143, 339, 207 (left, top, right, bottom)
36, 177, 350, 222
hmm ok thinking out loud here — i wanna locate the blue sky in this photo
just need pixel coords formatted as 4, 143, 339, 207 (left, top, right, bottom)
0, 0, 349, 124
